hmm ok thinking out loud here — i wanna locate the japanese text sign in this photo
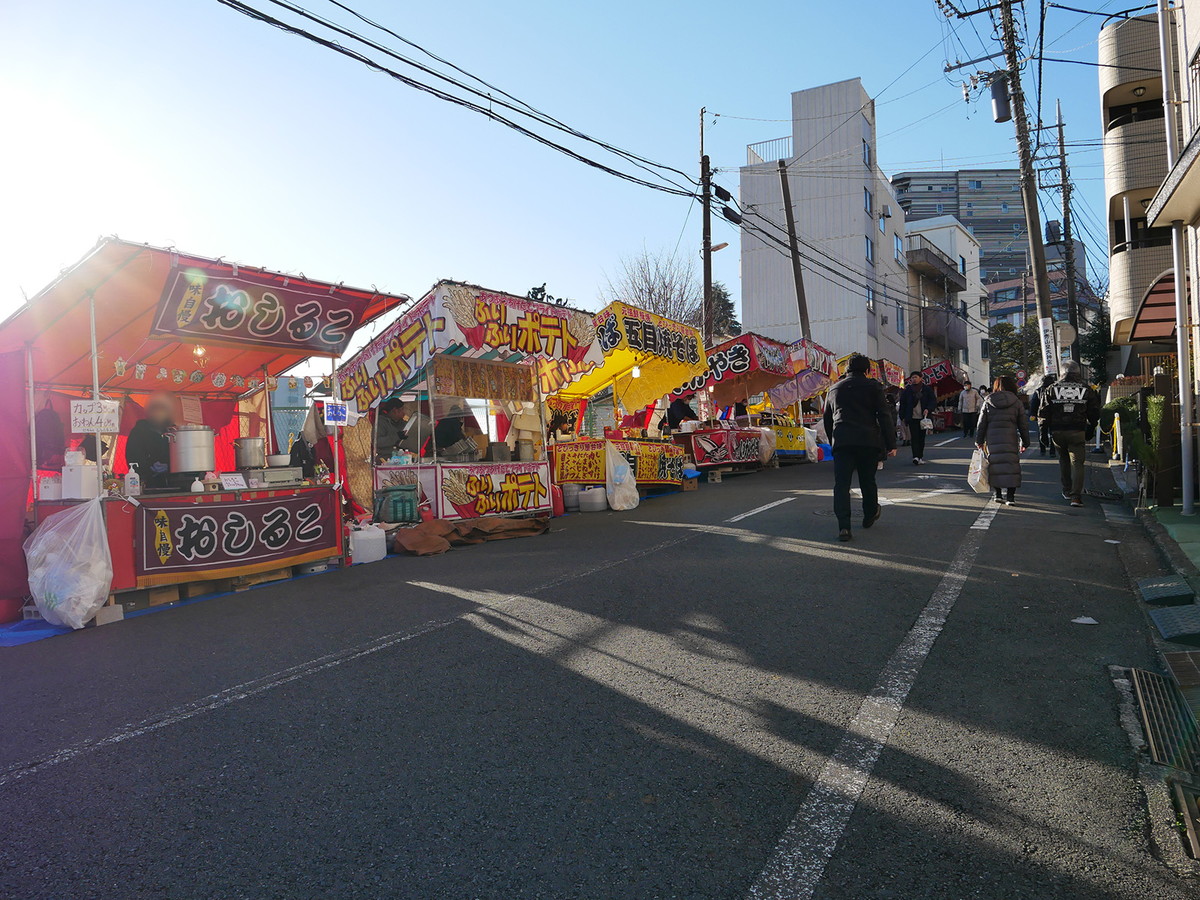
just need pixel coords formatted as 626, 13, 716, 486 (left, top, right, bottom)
437, 461, 551, 520
150, 265, 374, 355
137, 490, 339, 575
70, 399, 119, 433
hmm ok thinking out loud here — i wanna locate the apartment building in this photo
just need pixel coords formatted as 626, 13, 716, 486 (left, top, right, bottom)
985, 234, 1102, 329
740, 79, 912, 370
891, 169, 1027, 283
905, 216, 989, 386
1100, 11, 1176, 361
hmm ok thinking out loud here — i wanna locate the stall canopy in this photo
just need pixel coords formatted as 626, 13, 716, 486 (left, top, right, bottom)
339, 280, 604, 409
0, 238, 409, 395
767, 337, 837, 408
552, 301, 707, 411
668, 332, 790, 408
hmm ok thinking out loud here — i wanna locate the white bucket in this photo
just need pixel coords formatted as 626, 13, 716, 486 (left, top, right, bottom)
578, 487, 608, 512
562, 483, 581, 510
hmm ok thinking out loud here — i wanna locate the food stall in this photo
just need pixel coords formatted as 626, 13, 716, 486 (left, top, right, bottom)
547, 301, 706, 489
665, 333, 789, 471
0, 238, 408, 602
340, 280, 606, 520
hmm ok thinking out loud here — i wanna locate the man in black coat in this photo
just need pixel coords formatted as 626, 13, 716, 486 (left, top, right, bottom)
1037, 360, 1100, 507
823, 354, 897, 541
898, 371, 938, 465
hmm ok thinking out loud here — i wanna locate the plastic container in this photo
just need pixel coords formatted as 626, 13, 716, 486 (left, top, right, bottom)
561, 483, 581, 510
349, 526, 387, 564
578, 487, 608, 512
123, 465, 141, 497
551, 484, 565, 517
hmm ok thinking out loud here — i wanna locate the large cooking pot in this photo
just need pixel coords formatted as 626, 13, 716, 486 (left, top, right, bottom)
168, 424, 215, 473
233, 437, 266, 469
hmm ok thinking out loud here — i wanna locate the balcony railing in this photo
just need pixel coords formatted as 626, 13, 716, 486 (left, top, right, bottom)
905, 234, 968, 292
747, 136, 792, 165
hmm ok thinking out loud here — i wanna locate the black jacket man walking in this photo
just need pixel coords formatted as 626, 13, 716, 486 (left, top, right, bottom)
823, 354, 897, 541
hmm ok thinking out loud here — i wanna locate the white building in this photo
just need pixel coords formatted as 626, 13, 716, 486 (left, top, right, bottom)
739, 78, 988, 386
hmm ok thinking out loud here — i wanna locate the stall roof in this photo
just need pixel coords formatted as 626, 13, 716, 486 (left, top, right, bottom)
552, 301, 707, 410
0, 238, 409, 395
678, 332, 792, 408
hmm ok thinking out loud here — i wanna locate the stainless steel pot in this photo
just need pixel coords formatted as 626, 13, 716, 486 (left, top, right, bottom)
168, 424, 215, 473
233, 437, 266, 469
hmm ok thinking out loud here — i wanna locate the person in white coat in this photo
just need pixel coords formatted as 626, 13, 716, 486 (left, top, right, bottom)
958, 381, 982, 438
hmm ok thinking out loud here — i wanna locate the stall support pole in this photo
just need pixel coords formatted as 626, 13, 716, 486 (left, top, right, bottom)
331, 356, 341, 496
262, 366, 274, 453
89, 293, 104, 497
26, 345, 37, 493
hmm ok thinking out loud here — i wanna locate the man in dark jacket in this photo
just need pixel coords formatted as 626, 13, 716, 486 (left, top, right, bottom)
898, 371, 937, 465
1036, 360, 1100, 507
823, 354, 897, 541
1029, 374, 1056, 455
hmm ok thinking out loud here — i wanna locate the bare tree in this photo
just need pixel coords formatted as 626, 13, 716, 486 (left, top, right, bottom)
601, 249, 702, 327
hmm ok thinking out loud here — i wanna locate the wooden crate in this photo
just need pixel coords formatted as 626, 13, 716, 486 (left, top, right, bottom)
148, 585, 180, 606
233, 567, 293, 591
180, 578, 235, 599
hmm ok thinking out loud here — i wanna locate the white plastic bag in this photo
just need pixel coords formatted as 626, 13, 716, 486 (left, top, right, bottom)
604, 441, 640, 511
968, 448, 990, 494
24, 498, 113, 629
755, 427, 777, 464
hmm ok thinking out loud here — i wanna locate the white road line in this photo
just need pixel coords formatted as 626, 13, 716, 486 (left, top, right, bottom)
747, 501, 998, 900
851, 486, 960, 506
934, 435, 961, 446
1, 497, 782, 789
726, 498, 795, 523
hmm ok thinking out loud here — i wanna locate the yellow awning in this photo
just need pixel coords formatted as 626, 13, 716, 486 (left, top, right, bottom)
552, 302, 707, 410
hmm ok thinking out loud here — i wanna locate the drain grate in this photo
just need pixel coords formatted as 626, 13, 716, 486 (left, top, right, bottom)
1130, 668, 1200, 774
1165, 651, 1200, 721
1170, 781, 1200, 859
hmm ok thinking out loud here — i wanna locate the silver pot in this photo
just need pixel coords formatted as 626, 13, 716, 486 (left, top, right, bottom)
168, 424, 215, 473
233, 437, 266, 469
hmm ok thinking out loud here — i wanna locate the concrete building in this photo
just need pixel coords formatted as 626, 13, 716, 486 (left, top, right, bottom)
1100, 11, 1176, 358
740, 78, 912, 371
905, 216, 989, 386
891, 169, 1027, 283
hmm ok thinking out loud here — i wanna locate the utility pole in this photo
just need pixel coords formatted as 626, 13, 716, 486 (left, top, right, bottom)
700, 108, 714, 347
776, 159, 812, 340
994, 0, 1057, 377
1055, 100, 1080, 361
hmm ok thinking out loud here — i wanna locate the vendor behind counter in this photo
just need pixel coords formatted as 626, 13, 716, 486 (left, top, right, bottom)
125, 391, 175, 488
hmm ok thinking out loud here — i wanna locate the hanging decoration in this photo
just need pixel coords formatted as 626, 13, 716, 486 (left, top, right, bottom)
287, 376, 298, 390
114, 357, 127, 376
211, 372, 227, 389
303, 376, 313, 389
231, 375, 246, 388
134, 363, 147, 380
267, 377, 279, 390
172, 369, 185, 384
156, 367, 169, 380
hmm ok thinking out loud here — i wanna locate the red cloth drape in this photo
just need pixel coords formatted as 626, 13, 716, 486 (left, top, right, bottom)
0, 350, 31, 602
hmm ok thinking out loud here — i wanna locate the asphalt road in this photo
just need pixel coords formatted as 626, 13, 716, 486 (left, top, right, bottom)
1, 436, 1196, 899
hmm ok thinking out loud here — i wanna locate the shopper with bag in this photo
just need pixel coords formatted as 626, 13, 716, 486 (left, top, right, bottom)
976, 375, 1029, 506
898, 372, 937, 465
823, 354, 897, 542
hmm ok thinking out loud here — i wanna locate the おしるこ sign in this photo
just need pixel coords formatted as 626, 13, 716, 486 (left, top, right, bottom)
69, 399, 119, 433
137, 490, 340, 577
149, 265, 376, 356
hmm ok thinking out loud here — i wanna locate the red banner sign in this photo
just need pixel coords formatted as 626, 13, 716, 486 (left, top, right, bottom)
678, 429, 762, 468
150, 264, 374, 356
137, 489, 340, 576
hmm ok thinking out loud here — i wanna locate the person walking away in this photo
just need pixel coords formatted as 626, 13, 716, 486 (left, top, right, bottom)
976, 375, 1030, 506
1037, 360, 1100, 507
1029, 374, 1056, 455
823, 354, 897, 542
899, 372, 937, 465
959, 381, 982, 438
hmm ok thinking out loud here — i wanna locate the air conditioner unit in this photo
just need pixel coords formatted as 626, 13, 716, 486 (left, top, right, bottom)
882, 204, 893, 218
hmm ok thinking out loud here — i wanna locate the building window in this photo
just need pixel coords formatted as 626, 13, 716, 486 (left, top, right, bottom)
959, 255, 967, 275
968, 179, 982, 189
926, 185, 935, 191
979, 296, 988, 315
866, 236, 874, 263
936, 203, 944, 213
961, 345, 970, 365
894, 233, 903, 263
941, 185, 955, 192
1001, 202, 1009, 213
967, 225, 975, 234
981, 339, 990, 359
863, 139, 871, 166
1010, 184, 1020, 192
879, 214, 886, 234
864, 187, 872, 214
866, 286, 875, 311
1009, 268, 1017, 275
896, 304, 906, 335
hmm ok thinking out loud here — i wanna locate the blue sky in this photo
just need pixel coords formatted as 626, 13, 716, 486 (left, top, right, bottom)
0, 0, 1113, 339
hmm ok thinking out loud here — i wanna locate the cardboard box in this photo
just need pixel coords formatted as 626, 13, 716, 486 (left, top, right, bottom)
681, 476, 699, 492
148, 585, 180, 606
92, 605, 125, 626
180, 578, 233, 599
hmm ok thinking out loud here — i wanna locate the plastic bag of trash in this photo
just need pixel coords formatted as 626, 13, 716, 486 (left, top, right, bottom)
24, 497, 113, 629
968, 448, 990, 494
604, 440, 640, 511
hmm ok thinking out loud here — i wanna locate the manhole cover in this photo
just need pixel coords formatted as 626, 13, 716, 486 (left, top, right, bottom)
812, 509, 836, 517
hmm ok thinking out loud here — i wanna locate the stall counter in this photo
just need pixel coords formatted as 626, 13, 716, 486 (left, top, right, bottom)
36, 484, 344, 590
673, 428, 764, 470
376, 460, 552, 521
549, 438, 685, 487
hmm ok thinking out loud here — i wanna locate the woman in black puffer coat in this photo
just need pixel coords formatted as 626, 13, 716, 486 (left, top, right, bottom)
976, 375, 1030, 505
